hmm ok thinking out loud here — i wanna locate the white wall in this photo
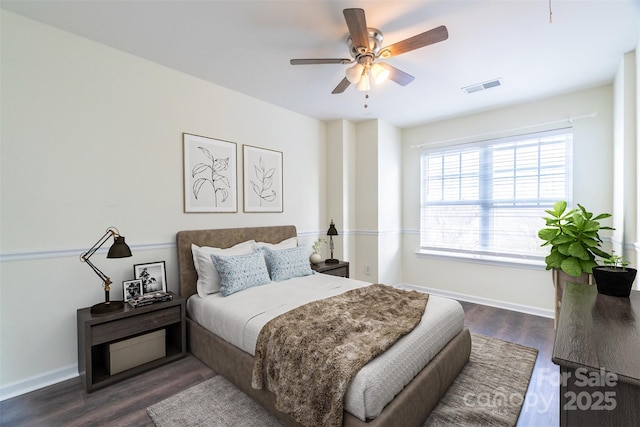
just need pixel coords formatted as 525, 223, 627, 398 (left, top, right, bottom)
401, 86, 615, 313
637, 33, 640, 263
0, 11, 327, 398
354, 121, 379, 281
637, 34, 640, 263
326, 120, 352, 264
376, 121, 402, 285
326, 119, 403, 284
612, 50, 638, 264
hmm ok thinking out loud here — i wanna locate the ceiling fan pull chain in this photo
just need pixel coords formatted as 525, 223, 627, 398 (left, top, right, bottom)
549, 0, 553, 23
364, 93, 369, 109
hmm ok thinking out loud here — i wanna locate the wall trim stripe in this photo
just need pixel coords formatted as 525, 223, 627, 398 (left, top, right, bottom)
0, 229, 401, 262
6, 230, 629, 262
0, 242, 176, 262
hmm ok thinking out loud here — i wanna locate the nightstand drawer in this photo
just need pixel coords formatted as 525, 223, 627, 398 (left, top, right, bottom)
91, 306, 181, 345
322, 266, 349, 277
311, 261, 350, 278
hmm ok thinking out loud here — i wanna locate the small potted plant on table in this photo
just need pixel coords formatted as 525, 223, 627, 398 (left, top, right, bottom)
309, 237, 326, 265
592, 253, 637, 297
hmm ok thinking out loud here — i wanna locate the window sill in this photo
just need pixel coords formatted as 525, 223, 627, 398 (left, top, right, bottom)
415, 249, 546, 271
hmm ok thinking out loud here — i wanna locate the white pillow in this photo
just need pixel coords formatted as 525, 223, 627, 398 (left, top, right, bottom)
254, 236, 298, 250
191, 240, 256, 297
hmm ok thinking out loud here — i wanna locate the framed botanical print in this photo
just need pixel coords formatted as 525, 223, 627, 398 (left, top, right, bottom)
183, 133, 237, 213
243, 145, 283, 213
134, 261, 167, 294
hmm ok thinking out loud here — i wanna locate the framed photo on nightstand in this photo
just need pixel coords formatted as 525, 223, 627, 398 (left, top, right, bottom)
134, 261, 167, 294
123, 279, 142, 303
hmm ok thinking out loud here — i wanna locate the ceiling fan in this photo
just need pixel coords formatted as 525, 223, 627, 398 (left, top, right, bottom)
290, 8, 448, 94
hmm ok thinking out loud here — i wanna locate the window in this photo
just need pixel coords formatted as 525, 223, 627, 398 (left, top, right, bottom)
420, 128, 572, 262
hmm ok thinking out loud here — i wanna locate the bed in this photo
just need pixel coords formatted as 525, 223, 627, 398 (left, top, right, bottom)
177, 225, 471, 427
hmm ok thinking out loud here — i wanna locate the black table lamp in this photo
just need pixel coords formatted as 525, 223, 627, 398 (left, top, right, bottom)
326, 219, 339, 264
80, 227, 132, 314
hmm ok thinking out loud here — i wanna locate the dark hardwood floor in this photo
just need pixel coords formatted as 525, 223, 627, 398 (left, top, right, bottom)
0, 301, 558, 427
0, 355, 215, 427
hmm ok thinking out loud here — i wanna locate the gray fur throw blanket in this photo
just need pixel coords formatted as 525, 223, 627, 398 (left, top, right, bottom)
251, 284, 429, 427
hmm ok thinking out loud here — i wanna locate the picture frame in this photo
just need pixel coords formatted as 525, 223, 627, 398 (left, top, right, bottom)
183, 133, 237, 213
243, 145, 283, 212
134, 261, 167, 294
123, 279, 142, 303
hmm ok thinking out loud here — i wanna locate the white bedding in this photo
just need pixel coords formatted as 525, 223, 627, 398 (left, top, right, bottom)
187, 273, 464, 421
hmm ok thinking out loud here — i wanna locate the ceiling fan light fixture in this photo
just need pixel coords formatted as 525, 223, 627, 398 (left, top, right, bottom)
356, 73, 371, 91
290, 8, 449, 95
370, 63, 389, 84
345, 63, 364, 84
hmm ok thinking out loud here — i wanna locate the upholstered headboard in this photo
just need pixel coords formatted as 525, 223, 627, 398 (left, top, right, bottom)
176, 225, 297, 299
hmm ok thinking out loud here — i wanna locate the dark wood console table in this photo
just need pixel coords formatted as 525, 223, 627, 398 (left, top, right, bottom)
552, 282, 640, 426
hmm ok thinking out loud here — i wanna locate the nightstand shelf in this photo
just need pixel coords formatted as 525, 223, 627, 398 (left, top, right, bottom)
311, 260, 349, 278
77, 293, 185, 392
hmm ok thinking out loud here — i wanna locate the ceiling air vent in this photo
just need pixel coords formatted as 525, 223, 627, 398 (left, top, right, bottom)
462, 78, 503, 94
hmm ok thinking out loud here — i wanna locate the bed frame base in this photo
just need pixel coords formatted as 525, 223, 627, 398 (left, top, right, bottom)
187, 318, 471, 427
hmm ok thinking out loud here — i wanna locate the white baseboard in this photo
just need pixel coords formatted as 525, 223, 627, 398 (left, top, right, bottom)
397, 283, 554, 319
0, 365, 78, 402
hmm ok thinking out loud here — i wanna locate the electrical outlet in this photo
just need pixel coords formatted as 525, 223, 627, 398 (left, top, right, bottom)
364, 265, 371, 276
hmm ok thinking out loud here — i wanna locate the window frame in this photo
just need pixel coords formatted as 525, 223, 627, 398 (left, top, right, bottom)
418, 127, 573, 266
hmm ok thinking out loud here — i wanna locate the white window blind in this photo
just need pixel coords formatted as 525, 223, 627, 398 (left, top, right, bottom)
420, 127, 573, 260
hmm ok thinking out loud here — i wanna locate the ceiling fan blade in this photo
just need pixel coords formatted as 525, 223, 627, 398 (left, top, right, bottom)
343, 8, 369, 52
332, 77, 351, 94
290, 58, 352, 65
381, 25, 448, 58
379, 63, 415, 86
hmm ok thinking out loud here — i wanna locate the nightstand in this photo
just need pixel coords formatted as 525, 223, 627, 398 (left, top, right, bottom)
77, 293, 185, 392
311, 260, 349, 278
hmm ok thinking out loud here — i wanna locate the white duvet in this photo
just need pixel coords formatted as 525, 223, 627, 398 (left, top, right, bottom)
187, 273, 464, 421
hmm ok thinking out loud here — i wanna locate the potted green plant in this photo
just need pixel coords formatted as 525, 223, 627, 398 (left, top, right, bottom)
592, 253, 637, 297
538, 201, 613, 325
538, 200, 613, 277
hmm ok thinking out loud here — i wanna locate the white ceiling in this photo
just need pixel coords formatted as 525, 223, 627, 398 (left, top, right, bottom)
2, 0, 639, 128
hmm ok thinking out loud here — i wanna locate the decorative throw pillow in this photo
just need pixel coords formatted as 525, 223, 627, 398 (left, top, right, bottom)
191, 240, 256, 297
261, 245, 313, 282
211, 251, 271, 297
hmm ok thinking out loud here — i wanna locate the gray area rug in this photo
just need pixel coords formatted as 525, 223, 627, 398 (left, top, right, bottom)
147, 334, 537, 427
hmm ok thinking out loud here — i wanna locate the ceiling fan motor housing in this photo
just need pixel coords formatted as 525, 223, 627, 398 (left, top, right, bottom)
348, 28, 384, 58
